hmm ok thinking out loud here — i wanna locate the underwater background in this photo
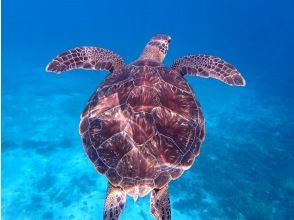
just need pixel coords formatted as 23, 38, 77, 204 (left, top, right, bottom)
2, 0, 294, 219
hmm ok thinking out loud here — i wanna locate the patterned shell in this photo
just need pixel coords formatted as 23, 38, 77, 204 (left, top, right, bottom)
79, 60, 205, 196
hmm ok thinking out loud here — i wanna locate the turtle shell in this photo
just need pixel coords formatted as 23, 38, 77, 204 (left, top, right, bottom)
79, 60, 205, 197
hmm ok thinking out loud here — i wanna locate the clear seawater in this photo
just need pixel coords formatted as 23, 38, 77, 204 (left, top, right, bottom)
2, 0, 294, 219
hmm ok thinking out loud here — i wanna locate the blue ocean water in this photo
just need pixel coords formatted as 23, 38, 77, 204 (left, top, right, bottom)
2, 0, 294, 219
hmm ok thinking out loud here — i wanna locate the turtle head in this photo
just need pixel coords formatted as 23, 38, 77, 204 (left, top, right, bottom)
138, 34, 171, 63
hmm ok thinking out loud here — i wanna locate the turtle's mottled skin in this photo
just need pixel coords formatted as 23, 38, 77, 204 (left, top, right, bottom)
46, 34, 245, 220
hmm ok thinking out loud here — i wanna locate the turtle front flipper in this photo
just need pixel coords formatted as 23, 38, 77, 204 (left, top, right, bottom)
104, 182, 126, 220
150, 185, 171, 220
46, 47, 125, 74
171, 55, 246, 86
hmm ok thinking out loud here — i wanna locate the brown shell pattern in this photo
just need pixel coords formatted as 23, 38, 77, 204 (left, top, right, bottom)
79, 63, 205, 192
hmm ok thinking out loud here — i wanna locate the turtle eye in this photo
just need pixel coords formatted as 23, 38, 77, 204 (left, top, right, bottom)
167, 39, 171, 43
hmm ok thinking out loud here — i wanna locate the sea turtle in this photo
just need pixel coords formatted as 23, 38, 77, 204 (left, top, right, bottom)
46, 34, 245, 220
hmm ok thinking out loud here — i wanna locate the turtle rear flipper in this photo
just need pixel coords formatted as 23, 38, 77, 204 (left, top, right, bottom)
150, 185, 171, 220
46, 47, 125, 73
104, 182, 126, 220
171, 55, 246, 86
